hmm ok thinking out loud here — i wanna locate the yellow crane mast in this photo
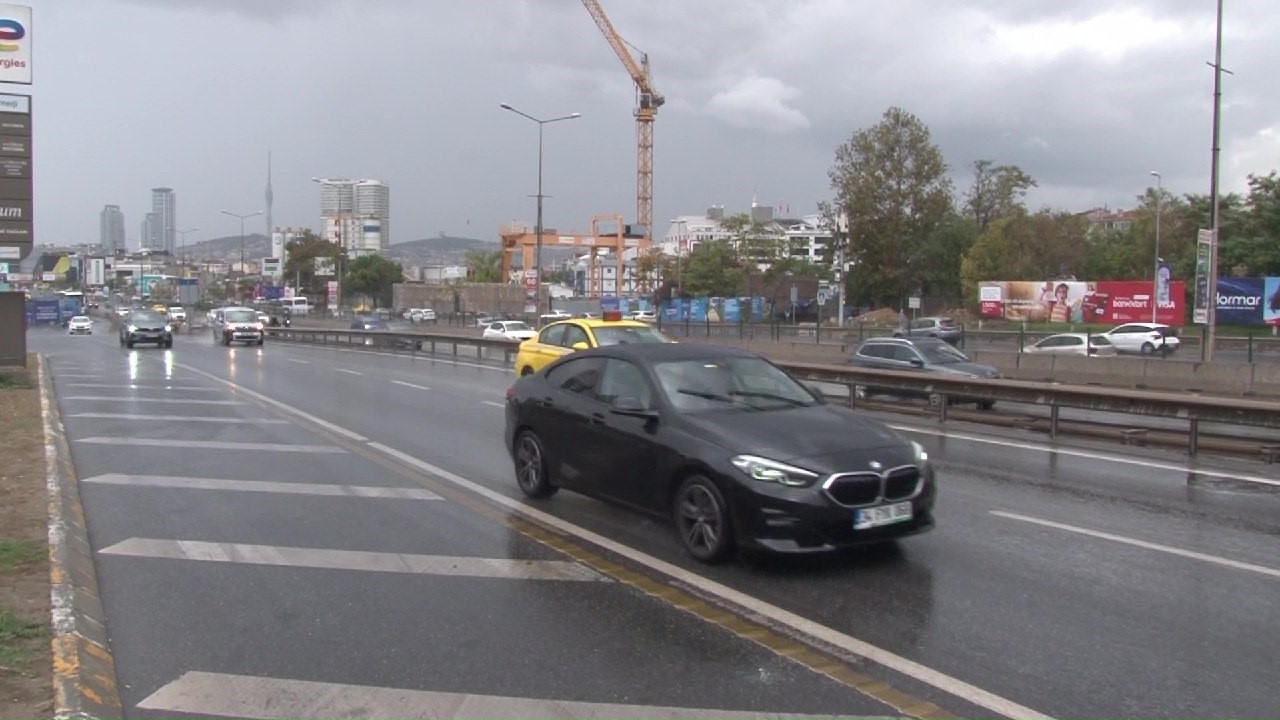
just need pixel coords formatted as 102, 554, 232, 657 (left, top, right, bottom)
579, 0, 664, 244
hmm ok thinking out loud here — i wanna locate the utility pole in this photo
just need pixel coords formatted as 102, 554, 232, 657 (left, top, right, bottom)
1205, 0, 1230, 363
836, 210, 849, 328
221, 210, 262, 302
1150, 172, 1161, 324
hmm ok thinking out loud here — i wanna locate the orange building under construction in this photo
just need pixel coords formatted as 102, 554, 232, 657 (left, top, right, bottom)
499, 214, 652, 298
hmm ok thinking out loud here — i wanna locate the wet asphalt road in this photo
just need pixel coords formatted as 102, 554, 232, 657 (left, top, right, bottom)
30, 320, 1280, 719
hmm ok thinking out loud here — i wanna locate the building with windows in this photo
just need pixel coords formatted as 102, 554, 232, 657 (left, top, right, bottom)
151, 187, 176, 253
317, 177, 390, 257
141, 212, 161, 252
661, 204, 837, 271
99, 204, 125, 254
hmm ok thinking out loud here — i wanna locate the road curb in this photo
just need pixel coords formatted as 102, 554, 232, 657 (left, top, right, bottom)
39, 354, 124, 720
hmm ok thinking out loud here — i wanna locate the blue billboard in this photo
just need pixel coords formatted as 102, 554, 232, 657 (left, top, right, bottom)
1215, 277, 1265, 326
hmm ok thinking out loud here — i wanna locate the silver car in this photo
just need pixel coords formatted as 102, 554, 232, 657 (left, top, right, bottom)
1023, 333, 1117, 357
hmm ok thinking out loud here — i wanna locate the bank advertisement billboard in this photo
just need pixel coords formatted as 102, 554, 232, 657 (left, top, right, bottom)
979, 280, 1185, 325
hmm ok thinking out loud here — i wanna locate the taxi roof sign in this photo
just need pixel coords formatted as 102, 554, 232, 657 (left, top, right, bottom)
602, 310, 623, 322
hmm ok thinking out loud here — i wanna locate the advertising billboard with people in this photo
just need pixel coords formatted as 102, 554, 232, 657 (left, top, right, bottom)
979, 280, 1186, 325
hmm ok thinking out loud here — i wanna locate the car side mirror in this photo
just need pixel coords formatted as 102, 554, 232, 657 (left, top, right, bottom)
802, 382, 827, 402
571, 341, 589, 351
611, 396, 658, 419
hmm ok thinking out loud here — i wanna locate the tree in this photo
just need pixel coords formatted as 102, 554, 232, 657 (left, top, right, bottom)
283, 230, 341, 298
464, 249, 503, 283
633, 246, 672, 295
964, 160, 1037, 233
343, 255, 404, 309
918, 211, 978, 300
960, 211, 1090, 299
829, 107, 954, 308
680, 240, 745, 297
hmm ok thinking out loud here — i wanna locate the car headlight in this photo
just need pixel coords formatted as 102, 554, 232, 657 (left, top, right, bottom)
127, 324, 138, 332
164, 325, 173, 332
730, 455, 819, 487
911, 441, 929, 463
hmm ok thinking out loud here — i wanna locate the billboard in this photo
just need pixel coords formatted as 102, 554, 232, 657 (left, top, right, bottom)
0, 5, 30, 85
979, 280, 1185, 325
1213, 276, 1262, 326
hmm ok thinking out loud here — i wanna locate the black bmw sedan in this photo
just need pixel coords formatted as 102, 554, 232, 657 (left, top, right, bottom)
504, 342, 936, 563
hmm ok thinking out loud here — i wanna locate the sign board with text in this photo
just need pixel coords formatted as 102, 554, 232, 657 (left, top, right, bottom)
0, 91, 29, 260
0, 5, 31, 85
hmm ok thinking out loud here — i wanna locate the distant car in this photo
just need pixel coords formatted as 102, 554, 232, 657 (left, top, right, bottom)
1023, 333, 1117, 357
67, 316, 93, 335
212, 307, 265, 346
1101, 323, 1181, 355
504, 342, 937, 563
351, 315, 421, 350
626, 310, 658, 322
168, 306, 187, 323
119, 310, 173, 349
893, 316, 962, 345
483, 320, 537, 342
849, 337, 999, 409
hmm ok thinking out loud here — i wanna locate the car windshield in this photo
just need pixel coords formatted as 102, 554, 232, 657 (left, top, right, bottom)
225, 310, 258, 323
653, 357, 816, 412
593, 325, 671, 346
129, 312, 163, 324
502, 322, 532, 331
71, 316, 89, 322
917, 342, 968, 364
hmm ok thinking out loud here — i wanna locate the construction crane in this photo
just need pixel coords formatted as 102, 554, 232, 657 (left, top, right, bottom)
580, 0, 664, 244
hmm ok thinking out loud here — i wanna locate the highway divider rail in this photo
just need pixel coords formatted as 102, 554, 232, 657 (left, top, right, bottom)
265, 326, 1280, 460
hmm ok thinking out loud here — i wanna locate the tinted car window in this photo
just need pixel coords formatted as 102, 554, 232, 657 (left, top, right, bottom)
224, 310, 257, 323
545, 357, 604, 397
592, 325, 670, 346
916, 342, 968, 364
598, 359, 652, 408
129, 311, 164, 324
561, 324, 591, 348
654, 357, 814, 412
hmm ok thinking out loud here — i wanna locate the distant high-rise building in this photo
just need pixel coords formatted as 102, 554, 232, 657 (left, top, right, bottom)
316, 177, 390, 257
99, 205, 125, 254
151, 187, 176, 253
142, 212, 161, 251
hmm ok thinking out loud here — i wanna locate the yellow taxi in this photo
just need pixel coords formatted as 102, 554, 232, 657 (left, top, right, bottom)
514, 310, 673, 376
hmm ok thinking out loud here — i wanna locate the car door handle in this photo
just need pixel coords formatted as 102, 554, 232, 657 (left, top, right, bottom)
590, 412, 606, 426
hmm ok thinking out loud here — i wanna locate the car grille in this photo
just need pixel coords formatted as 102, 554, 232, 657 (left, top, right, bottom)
823, 465, 921, 507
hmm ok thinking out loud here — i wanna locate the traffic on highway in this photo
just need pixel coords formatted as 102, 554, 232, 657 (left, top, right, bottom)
28, 316, 1280, 719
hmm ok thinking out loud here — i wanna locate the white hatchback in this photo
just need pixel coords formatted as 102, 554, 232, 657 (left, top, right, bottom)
1023, 333, 1118, 357
67, 316, 93, 335
1101, 323, 1181, 355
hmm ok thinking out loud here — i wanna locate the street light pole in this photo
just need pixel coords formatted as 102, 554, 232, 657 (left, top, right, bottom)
1150, 171, 1161, 324
500, 103, 580, 319
221, 209, 262, 302
1205, 0, 1231, 363
174, 227, 198, 277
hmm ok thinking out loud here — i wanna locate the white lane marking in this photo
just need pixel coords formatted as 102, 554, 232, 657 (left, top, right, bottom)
888, 423, 1280, 489
287, 358, 310, 364
81, 474, 441, 500
99, 539, 609, 582
68, 413, 287, 424
174, 363, 368, 442
76, 437, 346, 453
138, 671, 858, 720
336, 368, 364, 376
365, 442, 1051, 720
62, 383, 220, 391
482, 400, 505, 408
991, 510, 1280, 580
392, 380, 430, 391
60, 396, 242, 405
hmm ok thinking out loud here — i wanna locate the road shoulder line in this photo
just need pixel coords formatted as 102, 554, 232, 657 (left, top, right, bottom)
41, 354, 124, 720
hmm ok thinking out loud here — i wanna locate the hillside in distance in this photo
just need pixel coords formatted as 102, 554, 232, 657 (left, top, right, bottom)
181, 232, 497, 265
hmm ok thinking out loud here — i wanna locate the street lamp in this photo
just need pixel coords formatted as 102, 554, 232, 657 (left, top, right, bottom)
1150, 171, 1162, 324
500, 102, 581, 319
172, 227, 198, 276
220, 209, 262, 300
312, 177, 353, 315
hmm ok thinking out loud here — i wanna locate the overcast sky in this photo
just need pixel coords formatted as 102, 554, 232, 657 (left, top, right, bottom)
29, 0, 1280, 247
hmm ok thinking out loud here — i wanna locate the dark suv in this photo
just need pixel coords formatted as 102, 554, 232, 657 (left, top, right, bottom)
119, 310, 173, 349
850, 337, 999, 409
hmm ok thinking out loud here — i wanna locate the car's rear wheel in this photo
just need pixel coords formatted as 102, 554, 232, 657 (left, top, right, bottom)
978, 400, 995, 410
513, 430, 557, 499
520, 366, 534, 377
673, 475, 734, 563
1140, 342, 1155, 355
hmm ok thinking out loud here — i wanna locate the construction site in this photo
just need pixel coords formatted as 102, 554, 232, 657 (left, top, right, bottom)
500, 0, 663, 304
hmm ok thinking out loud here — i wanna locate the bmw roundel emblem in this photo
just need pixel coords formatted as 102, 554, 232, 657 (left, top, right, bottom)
868, 460, 883, 470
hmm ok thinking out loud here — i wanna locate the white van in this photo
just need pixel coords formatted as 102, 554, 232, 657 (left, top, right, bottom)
281, 297, 310, 316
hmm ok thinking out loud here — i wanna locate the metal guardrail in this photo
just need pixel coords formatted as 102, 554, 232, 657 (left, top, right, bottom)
266, 327, 1280, 458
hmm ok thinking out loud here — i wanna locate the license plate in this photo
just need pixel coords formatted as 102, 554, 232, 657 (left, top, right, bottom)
854, 501, 913, 530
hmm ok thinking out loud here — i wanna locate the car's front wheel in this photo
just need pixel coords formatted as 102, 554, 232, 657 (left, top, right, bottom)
513, 430, 557, 499
673, 475, 734, 563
